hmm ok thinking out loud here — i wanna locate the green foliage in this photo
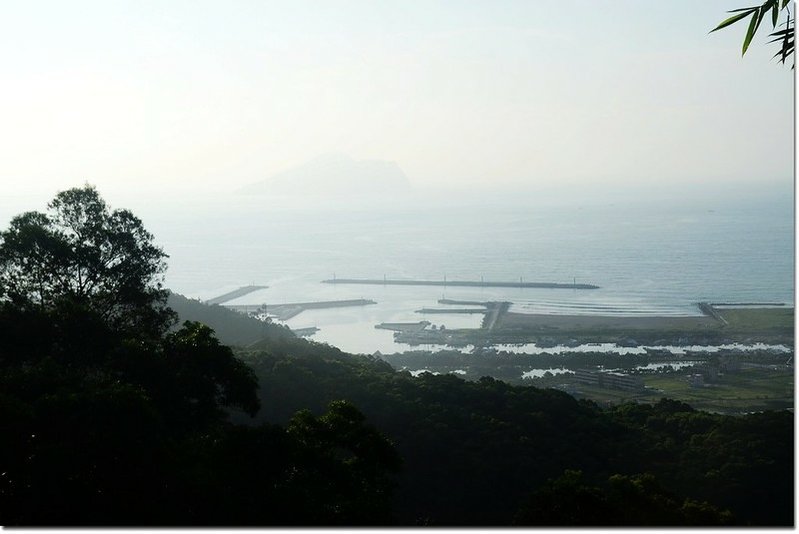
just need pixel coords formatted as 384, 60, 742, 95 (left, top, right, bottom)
241, 343, 793, 526
0, 304, 265, 523
711, 0, 794, 65
0, 186, 174, 337
605, 400, 793, 526
513, 469, 613, 526
284, 401, 402, 524
167, 292, 295, 347
242, 348, 597, 522
160, 402, 400, 526
163, 321, 260, 418
0, 188, 401, 526
514, 470, 732, 526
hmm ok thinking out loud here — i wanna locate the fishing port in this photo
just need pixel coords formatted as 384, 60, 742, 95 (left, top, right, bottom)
384, 301, 794, 347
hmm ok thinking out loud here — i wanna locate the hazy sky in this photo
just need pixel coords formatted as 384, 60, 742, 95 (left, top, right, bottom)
0, 0, 794, 197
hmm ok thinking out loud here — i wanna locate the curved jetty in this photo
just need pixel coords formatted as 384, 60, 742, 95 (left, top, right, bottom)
224, 299, 376, 321
322, 278, 599, 289
206, 285, 268, 305
375, 321, 430, 332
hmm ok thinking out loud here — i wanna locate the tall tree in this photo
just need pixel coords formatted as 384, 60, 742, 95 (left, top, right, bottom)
0, 185, 174, 336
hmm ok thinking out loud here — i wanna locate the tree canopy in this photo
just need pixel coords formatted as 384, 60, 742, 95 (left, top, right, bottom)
0, 186, 173, 336
0, 186, 403, 526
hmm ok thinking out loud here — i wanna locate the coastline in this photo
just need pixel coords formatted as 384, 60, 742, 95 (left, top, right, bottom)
391, 306, 794, 347
498, 311, 719, 331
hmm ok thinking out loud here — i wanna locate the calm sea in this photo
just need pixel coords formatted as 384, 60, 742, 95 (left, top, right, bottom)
1, 187, 793, 353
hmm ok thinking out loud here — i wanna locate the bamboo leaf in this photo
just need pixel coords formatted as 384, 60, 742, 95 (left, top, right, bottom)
767, 30, 792, 42
742, 9, 761, 54
756, 6, 768, 30
772, 45, 793, 62
774, 45, 792, 62
772, 2, 779, 26
710, 9, 756, 32
768, 28, 793, 37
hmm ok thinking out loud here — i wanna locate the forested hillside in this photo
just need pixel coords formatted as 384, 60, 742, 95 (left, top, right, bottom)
166, 292, 295, 346
235, 337, 792, 526
167, 287, 793, 526
0, 188, 400, 526
0, 187, 793, 526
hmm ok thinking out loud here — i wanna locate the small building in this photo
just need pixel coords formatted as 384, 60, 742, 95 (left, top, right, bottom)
574, 369, 600, 386
689, 374, 705, 388
719, 355, 741, 373
600, 371, 644, 391
574, 369, 643, 391
699, 365, 719, 382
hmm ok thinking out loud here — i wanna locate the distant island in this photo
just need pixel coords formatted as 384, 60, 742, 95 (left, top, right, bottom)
240, 153, 411, 197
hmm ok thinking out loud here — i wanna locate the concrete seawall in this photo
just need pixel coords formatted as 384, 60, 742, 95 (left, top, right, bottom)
697, 302, 728, 325
206, 285, 268, 305
226, 298, 377, 320
322, 278, 599, 290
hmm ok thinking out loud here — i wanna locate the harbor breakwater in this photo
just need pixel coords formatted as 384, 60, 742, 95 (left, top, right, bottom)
225, 298, 377, 320
206, 285, 268, 305
322, 278, 599, 289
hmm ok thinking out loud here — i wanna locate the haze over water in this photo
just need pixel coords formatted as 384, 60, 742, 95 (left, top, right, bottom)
1, 180, 791, 354
162, 190, 793, 304
1, 0, 792, 355
36, 184, 781, 354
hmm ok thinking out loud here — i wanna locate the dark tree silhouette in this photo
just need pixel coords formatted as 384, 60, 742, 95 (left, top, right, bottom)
0, 186, 404, 526
0, 185, 174, 336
